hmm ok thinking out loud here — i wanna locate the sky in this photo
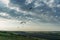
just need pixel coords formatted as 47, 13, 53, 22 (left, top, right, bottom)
0, 0, 60, 31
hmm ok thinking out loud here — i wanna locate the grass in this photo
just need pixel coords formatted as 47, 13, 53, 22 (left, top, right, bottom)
0, 31, 60, 40
0, 31, 47, 40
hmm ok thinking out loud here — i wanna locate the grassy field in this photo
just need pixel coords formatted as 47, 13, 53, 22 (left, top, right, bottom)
0, 31, 60, 40
0, 31, 47, 40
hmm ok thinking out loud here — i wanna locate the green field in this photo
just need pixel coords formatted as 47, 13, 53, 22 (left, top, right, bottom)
0, 31, 48, 40
0, 31, 60, 40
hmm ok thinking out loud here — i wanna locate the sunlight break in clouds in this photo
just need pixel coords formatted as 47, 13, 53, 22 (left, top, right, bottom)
0, 0, 10, 7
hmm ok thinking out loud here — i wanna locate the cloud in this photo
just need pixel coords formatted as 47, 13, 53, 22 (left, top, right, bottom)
25, 0, 33, 5
0, 12, 9, 16
0, 0, 60, 24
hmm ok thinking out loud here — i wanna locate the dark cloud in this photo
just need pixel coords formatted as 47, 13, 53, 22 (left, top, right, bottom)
0, 0, 60, 24
10, 0, 35, 11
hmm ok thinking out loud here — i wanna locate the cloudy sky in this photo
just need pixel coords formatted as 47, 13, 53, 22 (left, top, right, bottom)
0, 0, 60, 31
